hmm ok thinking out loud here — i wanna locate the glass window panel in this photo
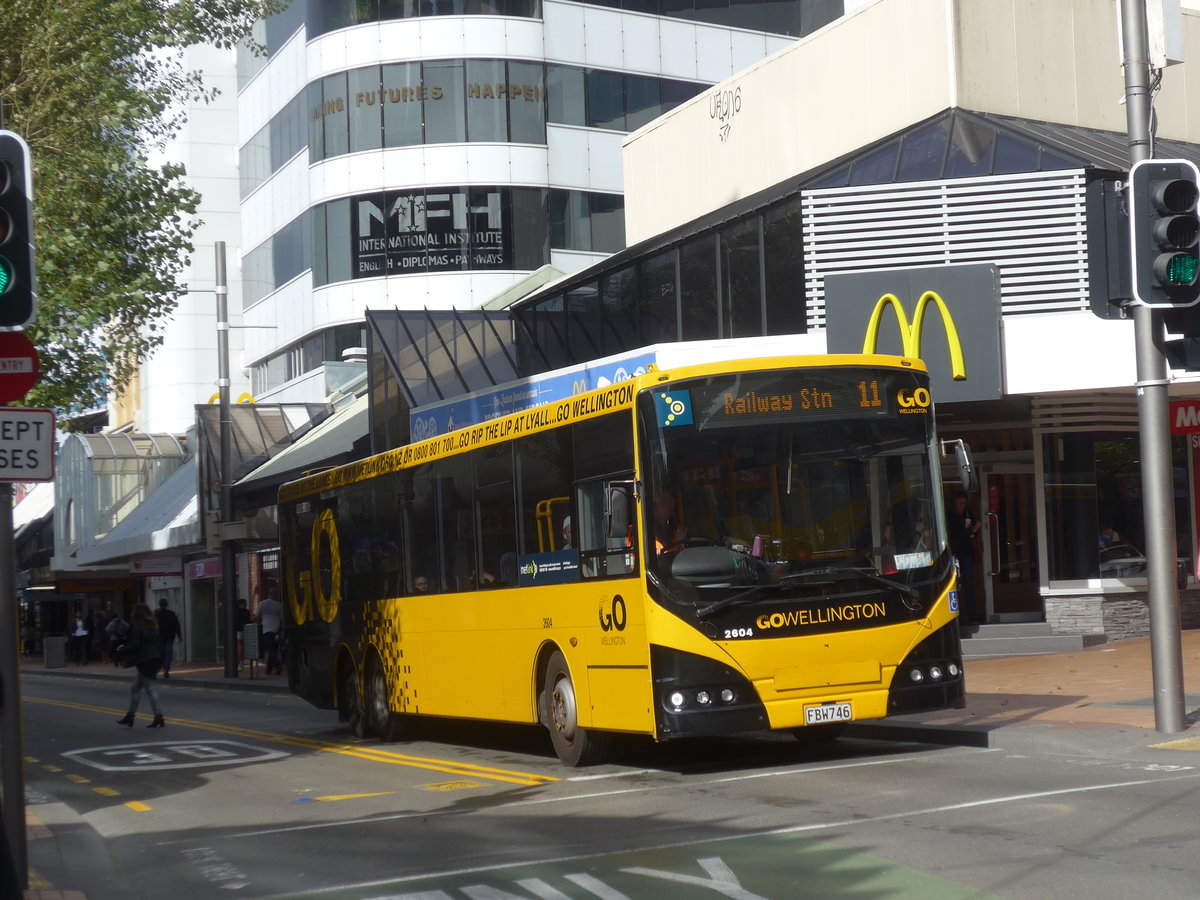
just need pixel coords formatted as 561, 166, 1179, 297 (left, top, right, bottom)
762, 196, 805, 335
693, 0, 730, 27
466, 60, 508, 142
321, 72, 350, 158
547, 66, 585, 126
586, 70, 625, 130
326, 197, 353, 284
382, 63, 425, 148
311, 204, 328, 287
719, 217, 762, 338
565, 282, 603, 362
800, 0, 842, 36
662, 79, 704, 113
1040, 148, 1076, 170
850, 142, 898, 185
511, 187, 549, 269
424, 61, 466, 143
897, 121, 949, 182
308, 0, 360, 38
762, 0, 801, 36
638, 250, 678, 344
589, 193, 625, 253
307, 81, 326, 162
379, 0, 413, 21
508, 61, 546, 144
808, 166, 849, 189
993, 133, 1040, 175
946, 118, 994, 177
242, 238, 273, 308
660, 0, 695, 19
348, 67, 384, 152
240, 123, 271, 198
680, 234, 718, 341
623, 0, 659, 11
729, 0, 766, 32
517, 430, 573, 555
600, 267, 637, 357
624, 75, 662, 132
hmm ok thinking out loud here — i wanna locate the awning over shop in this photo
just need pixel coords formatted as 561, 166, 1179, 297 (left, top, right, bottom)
72, 458, 199, 567
14, 481, 54, 543
233, 391, 370, 507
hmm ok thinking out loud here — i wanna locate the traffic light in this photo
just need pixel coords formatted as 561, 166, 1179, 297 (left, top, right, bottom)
0, 131, 35, 329
1129, 158, 1200, 308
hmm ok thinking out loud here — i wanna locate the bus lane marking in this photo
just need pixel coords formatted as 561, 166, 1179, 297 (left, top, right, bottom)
26, 694, 559, 787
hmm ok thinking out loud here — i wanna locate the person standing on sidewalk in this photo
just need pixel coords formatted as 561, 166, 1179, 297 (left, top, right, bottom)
947, 491, 983, 624
117, 603, 165, 728
155, 598, 182, 679
256, 585, 283, 675
68, 611, 89, 665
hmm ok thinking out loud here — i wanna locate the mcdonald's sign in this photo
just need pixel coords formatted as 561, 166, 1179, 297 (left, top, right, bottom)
823, 264, 1002, 404
861, 290, 967, 381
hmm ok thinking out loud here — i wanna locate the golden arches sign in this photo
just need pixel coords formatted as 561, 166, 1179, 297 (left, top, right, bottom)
860, 291, 967, 382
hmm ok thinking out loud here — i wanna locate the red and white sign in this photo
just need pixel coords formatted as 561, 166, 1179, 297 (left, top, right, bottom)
0, 332, 38, 403
0, 407, 54, 482
1171, 399, 1200, 434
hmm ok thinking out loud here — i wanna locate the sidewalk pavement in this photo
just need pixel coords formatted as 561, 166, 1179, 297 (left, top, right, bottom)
15, 631, 1200, 898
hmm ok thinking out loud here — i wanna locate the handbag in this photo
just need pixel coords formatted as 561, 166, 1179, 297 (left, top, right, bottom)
114, 642, 136, 668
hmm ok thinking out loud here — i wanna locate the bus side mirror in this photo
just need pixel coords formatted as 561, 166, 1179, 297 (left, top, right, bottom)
941, 439, 977, 493
606, 484, 632, 540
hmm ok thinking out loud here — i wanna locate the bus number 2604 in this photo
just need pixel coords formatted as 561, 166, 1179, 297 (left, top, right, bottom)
723, 628, 753, 639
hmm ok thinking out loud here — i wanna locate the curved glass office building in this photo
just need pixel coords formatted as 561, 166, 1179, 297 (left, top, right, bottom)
236, 0, 849, 397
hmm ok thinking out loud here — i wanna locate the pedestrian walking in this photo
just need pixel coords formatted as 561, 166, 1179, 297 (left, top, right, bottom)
116, 603, 166, 728
256, 585, 283, 675
154, 598, 182, 679
68, 612, 89, 665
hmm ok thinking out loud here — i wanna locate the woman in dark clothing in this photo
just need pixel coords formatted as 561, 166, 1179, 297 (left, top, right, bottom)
116, 603, 166, 728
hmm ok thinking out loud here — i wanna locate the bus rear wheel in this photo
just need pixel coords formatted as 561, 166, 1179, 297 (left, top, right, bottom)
338, 659, 370, 739
542, 650, 609, 767
365, 657, 412, 743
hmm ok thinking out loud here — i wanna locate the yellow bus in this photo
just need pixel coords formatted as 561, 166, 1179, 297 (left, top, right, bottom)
279, 353, 965, 765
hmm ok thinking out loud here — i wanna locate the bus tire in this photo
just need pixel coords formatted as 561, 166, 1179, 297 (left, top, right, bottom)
338, 657, 371, 739
542, 650, 609, 767
365, 656, 412, 743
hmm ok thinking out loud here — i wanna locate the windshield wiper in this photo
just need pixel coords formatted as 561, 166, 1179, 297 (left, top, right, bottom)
695, 577, 835, 619
799, 566, 920, 605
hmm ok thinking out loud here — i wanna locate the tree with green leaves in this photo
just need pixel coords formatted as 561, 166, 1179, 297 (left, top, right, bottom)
0, 0, 285, 418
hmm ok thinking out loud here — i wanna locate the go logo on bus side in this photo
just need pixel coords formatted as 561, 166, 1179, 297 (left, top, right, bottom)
598, 595, 627, 632
289, 508, 342, 625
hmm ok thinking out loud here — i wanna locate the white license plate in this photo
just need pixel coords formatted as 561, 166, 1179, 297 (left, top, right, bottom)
804, 702, 852, 725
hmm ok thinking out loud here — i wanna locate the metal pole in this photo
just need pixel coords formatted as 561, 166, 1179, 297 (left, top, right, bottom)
1120, 0, 1185, 732
0, 482, 27, 887
216, 242, 239, 679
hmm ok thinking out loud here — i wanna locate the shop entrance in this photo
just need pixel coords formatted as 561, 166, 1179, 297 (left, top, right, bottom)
981, 468, 1042, 621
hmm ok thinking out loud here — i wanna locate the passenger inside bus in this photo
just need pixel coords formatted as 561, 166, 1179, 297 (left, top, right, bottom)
654, 488, 687, 554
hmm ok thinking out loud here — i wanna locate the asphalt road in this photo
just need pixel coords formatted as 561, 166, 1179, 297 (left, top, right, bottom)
19, 671, 1200, 899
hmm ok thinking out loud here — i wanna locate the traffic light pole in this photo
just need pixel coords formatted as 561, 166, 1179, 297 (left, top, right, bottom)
217, 242, 239, 680
1120, 0, 1185, 733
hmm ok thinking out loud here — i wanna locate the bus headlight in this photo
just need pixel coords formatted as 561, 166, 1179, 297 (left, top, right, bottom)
928, 665, 944, 681
696, 690, 712, 705
908, 668, 924, 683
669, 691, 686, 709
948, 663, 960, 677
720, 688, 736, 703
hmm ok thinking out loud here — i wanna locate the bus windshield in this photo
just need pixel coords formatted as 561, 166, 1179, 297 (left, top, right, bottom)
638, 366, 948, 608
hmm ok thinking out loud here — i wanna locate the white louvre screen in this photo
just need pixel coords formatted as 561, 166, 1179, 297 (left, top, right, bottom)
802, 170, 1090, 330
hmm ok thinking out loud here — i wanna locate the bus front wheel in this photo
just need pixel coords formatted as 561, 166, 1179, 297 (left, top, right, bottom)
365, 657, 412, 743
542, 650, 609, 767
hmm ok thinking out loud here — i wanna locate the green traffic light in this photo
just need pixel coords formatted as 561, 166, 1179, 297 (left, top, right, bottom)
1161, 252, 1199, 286
0, 258, 11, 293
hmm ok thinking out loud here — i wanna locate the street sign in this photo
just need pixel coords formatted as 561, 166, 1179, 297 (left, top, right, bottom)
0, 332, 37, 402
0, 408, 53, 482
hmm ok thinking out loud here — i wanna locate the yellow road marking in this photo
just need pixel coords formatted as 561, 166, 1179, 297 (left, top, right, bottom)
424, 781, 481, 791
41, 765, 60, 772
125, 801, 152, 812
1149, 736, 1200, 751
27, 868, 51, 889
314, 791, 395, 802
24, 756, 37, 763
93, 787, 120, 797
24, 695, 560, 787
66, 774, 89, 783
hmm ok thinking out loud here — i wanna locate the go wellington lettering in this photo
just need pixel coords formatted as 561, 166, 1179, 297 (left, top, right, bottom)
861, 291, 967, 382
312, 508, 342, 623
755, 601, 887, 630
